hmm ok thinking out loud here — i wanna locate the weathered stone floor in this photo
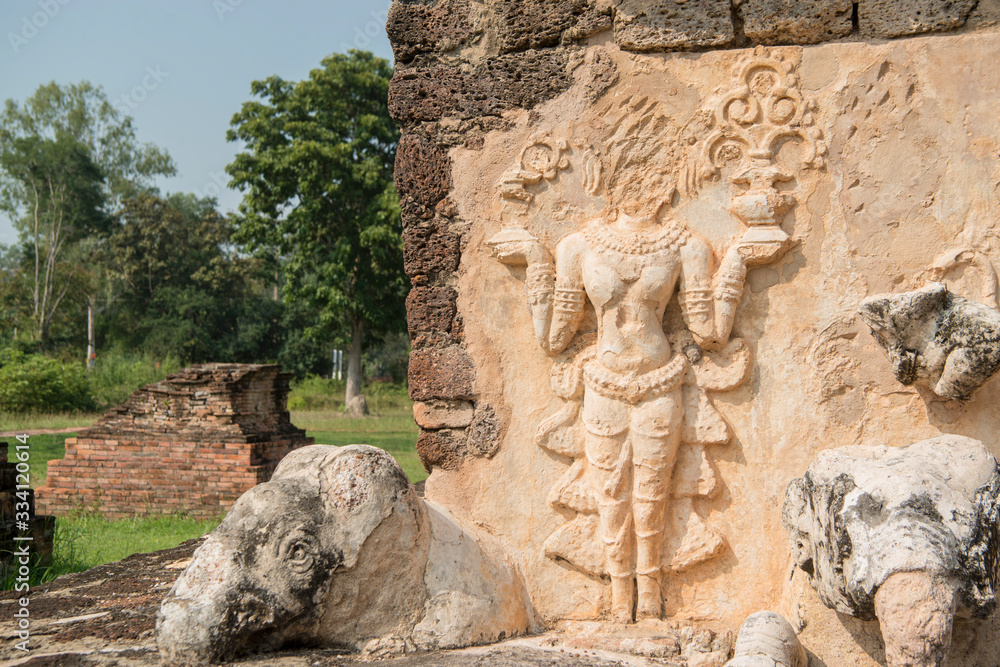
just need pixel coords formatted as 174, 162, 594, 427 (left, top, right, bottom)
0, 538, 681, 667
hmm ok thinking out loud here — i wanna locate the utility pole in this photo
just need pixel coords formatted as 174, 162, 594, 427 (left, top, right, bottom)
86, 297, 95, 371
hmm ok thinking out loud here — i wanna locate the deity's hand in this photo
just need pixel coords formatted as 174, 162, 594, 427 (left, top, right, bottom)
490, 235, 550, 266
732, 230, 789, 267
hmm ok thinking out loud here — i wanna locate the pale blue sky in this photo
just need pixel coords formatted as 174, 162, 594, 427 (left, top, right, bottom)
0, 0, 395, 244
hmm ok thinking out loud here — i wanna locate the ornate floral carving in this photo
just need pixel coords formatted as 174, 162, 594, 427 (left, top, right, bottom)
683, 48, 829, 261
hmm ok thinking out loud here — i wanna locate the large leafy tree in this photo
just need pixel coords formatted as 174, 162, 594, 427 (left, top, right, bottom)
0, 132, 108, 346
102, 193, 271, 363
0, 82, 175, 207
0, 81, 176, 349
227, 50, 405, 413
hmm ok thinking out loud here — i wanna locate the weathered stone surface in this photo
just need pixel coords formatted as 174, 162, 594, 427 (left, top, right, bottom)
416, 428, 468, 471
739, 0, 853, 44
724, 611, 806, 667
613, 0, 733, 51
403, 217, 462, 279
408, 346, 476, 401
407, 285, 459, 348
157, 445, 533, 665
783, 434, 1000, 623
467, 404, 502, 457
386, 0, 477, 64
396, 133, 452, 217
859, 283, 1000, 400
389, 51, 573, 127
413, 399, 475, 429
860, 0, 976, 38
489, 0, 613, 53
875, 571, 960, 667
389, 3, 1000, 662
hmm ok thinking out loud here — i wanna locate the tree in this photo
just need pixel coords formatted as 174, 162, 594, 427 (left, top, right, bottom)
0, 82, 175, 207
0, 81, 176, 349
0, 132, 108, 347
227, 50, 405, 414
101, 193, 269, 363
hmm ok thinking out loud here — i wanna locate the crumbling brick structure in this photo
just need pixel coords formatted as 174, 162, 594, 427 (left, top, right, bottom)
37, 364, 313, 519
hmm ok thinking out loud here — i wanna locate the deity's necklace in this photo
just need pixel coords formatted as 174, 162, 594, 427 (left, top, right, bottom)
583, 216, 689, 257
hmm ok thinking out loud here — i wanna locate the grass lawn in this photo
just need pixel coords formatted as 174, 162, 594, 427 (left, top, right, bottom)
56, 513, 221, 572
291, 408, 424, 483
0, 412, 101, 432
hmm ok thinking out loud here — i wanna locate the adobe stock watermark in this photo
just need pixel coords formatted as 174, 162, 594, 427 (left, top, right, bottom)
338, 0, 392, 52
214, 0, 244, 22
113, 66, 170, 116
193, 170, 231, 202
7, 0, 72, 54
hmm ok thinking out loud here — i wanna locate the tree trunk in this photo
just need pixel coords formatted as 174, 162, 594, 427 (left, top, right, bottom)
345, 319, 367, 416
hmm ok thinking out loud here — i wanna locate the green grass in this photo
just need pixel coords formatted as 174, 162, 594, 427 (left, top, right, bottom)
0, 411, 99, 431
54, 512, 221, 573
16, 433, 74, 489
2, 512, 221, 588
292, 408, 424, 483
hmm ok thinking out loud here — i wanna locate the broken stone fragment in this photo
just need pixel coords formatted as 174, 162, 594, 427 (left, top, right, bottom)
156, 444, 534, 665
858, 282, 1000, 400
724, 611, 807, 667
783, 435, 1000, 667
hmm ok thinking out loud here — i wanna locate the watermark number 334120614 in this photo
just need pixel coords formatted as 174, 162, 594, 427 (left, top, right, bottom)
10, 433, 33, 652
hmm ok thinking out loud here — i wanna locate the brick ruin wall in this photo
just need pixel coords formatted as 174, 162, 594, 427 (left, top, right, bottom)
388, 0, 1000, 474
37, 364, 313, 520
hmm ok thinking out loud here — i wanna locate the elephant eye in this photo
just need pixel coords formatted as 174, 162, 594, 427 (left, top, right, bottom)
279, 534, 317, 574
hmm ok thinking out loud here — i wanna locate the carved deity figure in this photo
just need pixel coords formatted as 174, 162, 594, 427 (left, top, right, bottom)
490, 53, 825, 623
494, 112, 785, 623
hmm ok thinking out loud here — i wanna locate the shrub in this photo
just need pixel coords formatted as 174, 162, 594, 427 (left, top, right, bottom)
288, 376, 344, 411
88, 348, 181, 409
0, 349, 95, 413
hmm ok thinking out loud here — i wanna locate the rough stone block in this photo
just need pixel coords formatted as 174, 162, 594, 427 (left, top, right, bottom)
402, 218, 462, 278
408, 346, 476, 401
613, 0, 733, 51
740, 0, 853, 44
386, 0, 476, 64
859, 0, 976, 38
406, 285, 459, 347
389, 51, 573, 127
416, 428, 469, 471
413, 399, 475, 429
395, 133, 451, 217
490, 0, 613, 53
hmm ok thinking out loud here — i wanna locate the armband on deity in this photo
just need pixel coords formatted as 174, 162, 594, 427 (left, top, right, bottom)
553, 278, 586, 315
526, 263, 556, 306
715, 269, 745, 303
681, 287, 713, 319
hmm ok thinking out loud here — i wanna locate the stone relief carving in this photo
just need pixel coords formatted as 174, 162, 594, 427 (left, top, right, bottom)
488, 50, 826, 623
782, 435, 1000, 667
858, 282, 1000, 400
